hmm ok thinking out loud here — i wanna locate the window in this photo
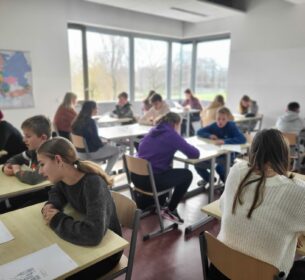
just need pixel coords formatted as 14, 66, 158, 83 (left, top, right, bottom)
68, 29, 84, 100
171, 42, 192, 100
134, 38, 168, 100
87, 32, 129, 102
195, 39, 231, 101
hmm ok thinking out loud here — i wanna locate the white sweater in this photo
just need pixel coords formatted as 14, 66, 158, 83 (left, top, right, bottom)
218, 161, 305, 276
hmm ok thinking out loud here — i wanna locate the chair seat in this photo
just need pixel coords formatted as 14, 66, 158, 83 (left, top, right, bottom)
98, 254, 128, 280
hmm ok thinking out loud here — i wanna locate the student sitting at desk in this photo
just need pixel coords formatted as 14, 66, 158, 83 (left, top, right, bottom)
53, 92, 78, 140
139, 93, 169, 125
239, 94, 258, 116
213, 129, 305, 280
276, 102, 305, 134
0, 110, 27, 164
195, 107, 246, 187
72, 101, 119, 175
142, 90, 155, 113
38, 137, 122, 279
181, 88, 202, 136
111, 91, 136, 124
132, 112, 199, 224
3, 115, 51, 185
2, 115, 51, 209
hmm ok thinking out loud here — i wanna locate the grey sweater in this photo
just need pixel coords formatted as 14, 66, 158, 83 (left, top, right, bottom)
6, 150, 46, 185
48, 173, 122, 246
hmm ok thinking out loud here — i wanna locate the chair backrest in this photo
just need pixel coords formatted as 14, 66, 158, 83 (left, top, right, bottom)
123, 154, 150, 176
71, 133, 88, 153
282, 132, 298, 146
111, 191, 138, 229
111, 191, 141, 280
200, 231, 285, 280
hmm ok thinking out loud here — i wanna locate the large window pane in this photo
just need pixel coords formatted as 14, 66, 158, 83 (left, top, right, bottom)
87, 32, 129, 102
195, 39, 231, 101
68, 29, 84, 100
171, 43, 192, 100
134, 38, 167, 100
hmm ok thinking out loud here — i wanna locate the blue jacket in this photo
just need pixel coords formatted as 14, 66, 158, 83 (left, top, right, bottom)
197, 121, 246, 144
138, 123, 200, 173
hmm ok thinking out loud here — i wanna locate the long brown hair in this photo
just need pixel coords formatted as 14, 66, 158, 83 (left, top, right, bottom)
155, 112, 181, 126
239, 94, 251, 114
72, 101, 96, 131
37, 137, 113, 186
208, 95, 225, 109
232, 129, 293, 218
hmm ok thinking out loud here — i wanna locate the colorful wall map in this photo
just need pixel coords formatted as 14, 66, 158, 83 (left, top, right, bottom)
0, 50, 34, 109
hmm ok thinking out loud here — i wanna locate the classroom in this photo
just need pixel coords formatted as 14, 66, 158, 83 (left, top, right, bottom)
1, 0, 305, 279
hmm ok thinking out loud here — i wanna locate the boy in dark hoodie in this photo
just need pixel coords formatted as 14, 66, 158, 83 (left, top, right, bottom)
132, 112, 200, 224
111, 92, 135, 124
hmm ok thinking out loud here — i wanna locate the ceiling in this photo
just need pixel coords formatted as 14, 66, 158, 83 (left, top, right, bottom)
84, 0, 245, 23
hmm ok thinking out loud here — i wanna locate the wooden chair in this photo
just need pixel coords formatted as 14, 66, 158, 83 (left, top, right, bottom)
199, 231, 286, 280
99, 191, 141, 280
282, 132, 305, 172
123, 154, 178, 241
71, 133, 106, 163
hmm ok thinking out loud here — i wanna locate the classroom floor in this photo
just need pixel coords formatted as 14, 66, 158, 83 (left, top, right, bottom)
113, 160, 221, 280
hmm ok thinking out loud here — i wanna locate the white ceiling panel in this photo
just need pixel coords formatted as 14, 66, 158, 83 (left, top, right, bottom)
84, 0, 244, 23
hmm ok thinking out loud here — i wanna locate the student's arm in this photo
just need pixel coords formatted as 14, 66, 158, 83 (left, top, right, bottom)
174, 134, 200, 159
46, 184, 68, 210
197, 123, 214, 139
14, 169, 46, 185
224, 123, 247, 144
6, 150, 30, 166
139, 108, 154, 125
49, 177, 112, 246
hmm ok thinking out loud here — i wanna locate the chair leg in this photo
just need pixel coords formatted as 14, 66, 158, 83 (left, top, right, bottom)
143, 223, 178, 241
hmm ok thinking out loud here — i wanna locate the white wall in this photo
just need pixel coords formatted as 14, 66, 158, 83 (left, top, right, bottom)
184, 0, 305, 128
0, 0, 182, 129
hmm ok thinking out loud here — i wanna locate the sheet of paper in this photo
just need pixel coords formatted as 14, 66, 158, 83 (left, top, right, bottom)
220, 144, 242, 153
0, 244, 77, 280
0, 221, 14, 244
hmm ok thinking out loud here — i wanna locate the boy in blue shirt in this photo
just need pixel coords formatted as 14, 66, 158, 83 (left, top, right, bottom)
195, 107, 246, 186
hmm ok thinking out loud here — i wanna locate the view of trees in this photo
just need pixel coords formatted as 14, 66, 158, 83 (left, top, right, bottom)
68, 28, 230, 102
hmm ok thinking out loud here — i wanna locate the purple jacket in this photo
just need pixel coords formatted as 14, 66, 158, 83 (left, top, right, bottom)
138, 123, 200, 173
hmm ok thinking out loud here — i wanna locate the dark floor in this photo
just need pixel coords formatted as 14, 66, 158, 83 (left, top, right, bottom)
120, 190, 221, 280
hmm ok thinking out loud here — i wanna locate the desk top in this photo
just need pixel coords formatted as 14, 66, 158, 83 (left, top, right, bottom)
94, 115, 132, 124
174, 136, 249, 164
170, 108, 200, 115
233, 113, 263, 123
0, 203, 128, 279
98, 123, 151, 140
0, 167, 52, 199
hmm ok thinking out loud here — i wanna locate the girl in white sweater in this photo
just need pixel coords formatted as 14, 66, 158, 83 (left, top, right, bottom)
215, 129, 305, 279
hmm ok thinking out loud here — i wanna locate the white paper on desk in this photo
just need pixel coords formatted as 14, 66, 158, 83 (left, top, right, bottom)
0, 221, 14, 244
220, 144, 242, 153
0, 244, 77, 280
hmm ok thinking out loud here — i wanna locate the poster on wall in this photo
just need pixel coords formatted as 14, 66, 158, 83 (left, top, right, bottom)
0, 50, 34, 109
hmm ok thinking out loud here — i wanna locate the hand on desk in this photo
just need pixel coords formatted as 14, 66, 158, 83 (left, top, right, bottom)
214, 140, 225, 145
42, 203, 59, 225
12, 164, 21, 174
3, 164, 14, 176
209, 135, 218, 140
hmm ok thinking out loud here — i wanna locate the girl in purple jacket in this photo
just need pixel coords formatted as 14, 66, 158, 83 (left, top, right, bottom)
132, 112, 200, 224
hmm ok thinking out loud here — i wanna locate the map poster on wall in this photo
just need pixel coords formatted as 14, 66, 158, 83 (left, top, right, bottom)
0, 50, 34, 109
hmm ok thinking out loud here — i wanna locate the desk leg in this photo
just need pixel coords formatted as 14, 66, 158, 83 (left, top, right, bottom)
225, 152, 230, 180
208, 157, 216, 203
129, 137, 135, 155
186, 112, 190, 137
185, 157, 216, 234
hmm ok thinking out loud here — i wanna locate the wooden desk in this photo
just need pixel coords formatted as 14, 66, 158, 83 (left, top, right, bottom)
0, 203, 128, 279
179, 139, 250, 234
171, 108, 200, 137
98, 123, 151, 155
233, 113, 264, 132
0, 167, 52, 199
94, 115, 132, 126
